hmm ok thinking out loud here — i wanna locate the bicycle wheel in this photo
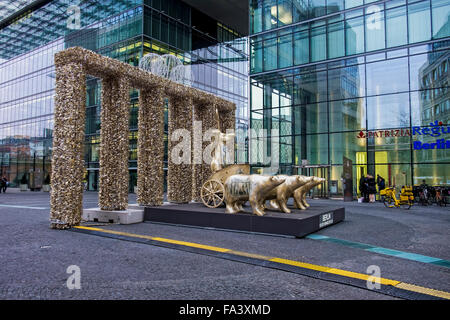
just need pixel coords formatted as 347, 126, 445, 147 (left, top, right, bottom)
383, 196, 395, 208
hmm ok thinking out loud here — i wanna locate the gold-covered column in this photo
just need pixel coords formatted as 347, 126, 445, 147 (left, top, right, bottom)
167, 93, 193, 203
137, 87, 165, 206
192, 101, 218, 201
49, 62, 86, 229
99, 77, 130, 210
218, 102, 236, 133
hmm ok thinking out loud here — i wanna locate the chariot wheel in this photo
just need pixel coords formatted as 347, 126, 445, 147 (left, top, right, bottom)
201, 179, 225, 208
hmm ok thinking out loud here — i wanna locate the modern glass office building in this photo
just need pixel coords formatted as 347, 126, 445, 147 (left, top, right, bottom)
249, 0, 449, 196
0, 0, 249, 190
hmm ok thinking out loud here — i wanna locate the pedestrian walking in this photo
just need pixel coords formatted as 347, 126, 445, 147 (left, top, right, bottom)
0, 176, 6, 193
359, 174, 368, 203
376, 174, 385, 191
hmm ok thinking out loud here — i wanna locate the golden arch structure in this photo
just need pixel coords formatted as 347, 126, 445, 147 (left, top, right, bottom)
49, 47, 235, 229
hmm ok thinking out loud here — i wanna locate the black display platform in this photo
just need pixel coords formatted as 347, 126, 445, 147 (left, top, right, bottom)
144, 202, 345, 238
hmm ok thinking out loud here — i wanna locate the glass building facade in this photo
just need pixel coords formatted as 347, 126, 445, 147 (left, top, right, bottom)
0, 0, 249, 190
249, 0, 449, 195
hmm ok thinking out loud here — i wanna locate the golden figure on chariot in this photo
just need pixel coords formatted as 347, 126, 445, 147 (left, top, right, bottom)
200, 107, 325, 216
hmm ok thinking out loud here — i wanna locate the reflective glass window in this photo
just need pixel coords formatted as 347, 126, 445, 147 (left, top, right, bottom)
251, 40, 263, 73
330, 131, 366, 164
327, 0, 344, 14
328, 64, 365, 100
329, 98, 366, 132
367, 92, 410, 129
250, 0, 263, 33
345, 16, 364, 55
345, 0, 363, 9
408, 0, 431, 43
365, 4, 385, 52
293, 102, 328, 134
263, 37, 278, 71
279, 34, 293, 68
278, 0, 293, 26
366, 57, 409, 96
311, 24, 326, 62
294, 27, 309, 65
328, 21, 345, 59
263, 0, 277, 31
293, 71, 327, 104
413, 164, 450, 185
432, 0, 450, 39
293, 0, 309, 22
386, 6, 407, 48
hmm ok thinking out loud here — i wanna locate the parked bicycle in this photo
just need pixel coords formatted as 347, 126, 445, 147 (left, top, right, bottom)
380, 186, 414, 210
435, 186, 448, 207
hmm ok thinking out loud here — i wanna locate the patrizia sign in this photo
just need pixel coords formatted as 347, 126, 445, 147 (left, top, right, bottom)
357, 128, 411, 139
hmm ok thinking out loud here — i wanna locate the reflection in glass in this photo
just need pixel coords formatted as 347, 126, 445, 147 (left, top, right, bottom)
329, 98, 366, 132
328, 64, 365, 100
365, 5, 385, 52
311, 24, 326, 62
413, 163, 449, 185
432, 0, 450, 39
328, 20, 345, 59
386, 6, 407, 48
293, 70, 327, 104
294, 27, 309, 65
345, 16, 364, 55
366, 57, 409, 96
294, 133, 328, 165
367, 93, 410, 130
408, 0, 431, 43
293, 103, 328, 134
330, 131, 366, 164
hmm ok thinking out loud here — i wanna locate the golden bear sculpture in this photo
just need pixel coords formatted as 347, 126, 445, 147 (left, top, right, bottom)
264, 175, 314, 213
293, 177, 325, 210
224, 175, 286, 216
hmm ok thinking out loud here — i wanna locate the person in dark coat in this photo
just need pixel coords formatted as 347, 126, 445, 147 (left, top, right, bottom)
0, 177, 4, 194
367, 174, 377, 203
376, 174, 385, 200
359, 174, 368, 202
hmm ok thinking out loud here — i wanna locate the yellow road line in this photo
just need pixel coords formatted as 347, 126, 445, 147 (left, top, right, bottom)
270, 257, 400, 286
73, 225, 449, 299
396, 283, 450, 300
151, 237, 230, 253
75, 226, 229, 252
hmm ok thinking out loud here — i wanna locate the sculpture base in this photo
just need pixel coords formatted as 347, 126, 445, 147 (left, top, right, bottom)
83, 208, 144, 224
144, 202, 344, 238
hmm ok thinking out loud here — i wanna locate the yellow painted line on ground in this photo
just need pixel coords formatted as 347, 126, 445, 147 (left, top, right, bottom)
151, 237, 230, 253
396, 282, 450, 300
73, 225, 449, 299
75, 226, 229, 253
270, 257, 400, 286
227, 250, 274, 260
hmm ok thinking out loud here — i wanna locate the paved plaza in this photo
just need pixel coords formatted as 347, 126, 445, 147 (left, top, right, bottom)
0, 190, 449, 300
